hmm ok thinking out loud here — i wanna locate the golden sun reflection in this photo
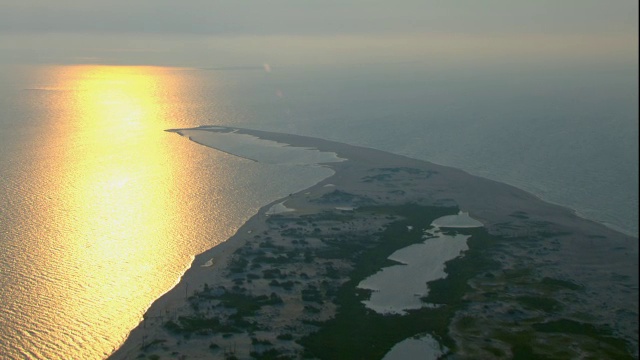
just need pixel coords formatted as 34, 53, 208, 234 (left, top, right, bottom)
39, 65, 194, 357
57, 66, 175, 264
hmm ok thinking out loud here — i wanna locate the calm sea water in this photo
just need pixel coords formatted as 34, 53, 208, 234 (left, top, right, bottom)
0, 60, 637, 359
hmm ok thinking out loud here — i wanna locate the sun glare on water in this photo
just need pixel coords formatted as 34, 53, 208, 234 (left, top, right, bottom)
45, 65, 186, 357
57, 66, 175, 257
54, 66, 179, 288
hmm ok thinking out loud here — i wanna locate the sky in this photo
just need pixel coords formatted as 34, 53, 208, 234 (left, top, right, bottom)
0, 1, 637, 67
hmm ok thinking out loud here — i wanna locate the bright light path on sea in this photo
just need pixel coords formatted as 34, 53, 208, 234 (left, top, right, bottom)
38, 65, 191, 358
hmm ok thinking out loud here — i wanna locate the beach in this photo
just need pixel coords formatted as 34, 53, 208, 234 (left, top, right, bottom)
110, 126, 638, 359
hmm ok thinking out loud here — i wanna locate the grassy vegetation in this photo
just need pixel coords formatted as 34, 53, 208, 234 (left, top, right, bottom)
516, 295, 562, 313
298, 204, 504, 359
298, 202, 634, 359
165, 289, 287, 337
422, 227, 499, 308
219, 292, 282, 317
532, 319, 630, 352
539, 277, 583, 291
156, 200, 634, 359
164, 316, 239, 334
250, 348, 294, 360
490, 319, 634, 360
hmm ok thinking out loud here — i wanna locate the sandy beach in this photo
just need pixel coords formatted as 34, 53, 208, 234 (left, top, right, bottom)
110, 126, 638, 359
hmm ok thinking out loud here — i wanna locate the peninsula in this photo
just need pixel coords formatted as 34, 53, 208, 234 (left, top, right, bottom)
110, 126, 638, 359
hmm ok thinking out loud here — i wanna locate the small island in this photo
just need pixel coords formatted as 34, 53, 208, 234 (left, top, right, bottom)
110, 126, 638, 359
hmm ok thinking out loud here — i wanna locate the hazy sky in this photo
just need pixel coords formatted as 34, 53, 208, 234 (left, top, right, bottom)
0, 1, 637, 66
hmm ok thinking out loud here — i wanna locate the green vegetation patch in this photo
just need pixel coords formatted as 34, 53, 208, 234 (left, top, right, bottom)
492, 329, 551, 360
219, 292, 282, 317
301, 210, 356, 223
532, 319, 629, 351
164, 316, 238, 334
250, 348, 294, 360
229, 256, 249, 273
539, 277, 583, 291
516, 295, 562, 313
299, 205, 502, 359
423, 228, 500, 309
313, 190, 373, 206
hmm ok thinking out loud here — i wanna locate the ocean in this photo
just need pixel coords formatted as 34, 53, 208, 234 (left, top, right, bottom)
0, 59, 637, 358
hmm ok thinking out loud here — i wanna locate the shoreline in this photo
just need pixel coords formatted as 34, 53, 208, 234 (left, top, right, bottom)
110, 126, 638, 359
184, 126, 638, 238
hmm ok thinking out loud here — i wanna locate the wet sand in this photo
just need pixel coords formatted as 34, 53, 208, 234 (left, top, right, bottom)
110, 126, 638, 359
